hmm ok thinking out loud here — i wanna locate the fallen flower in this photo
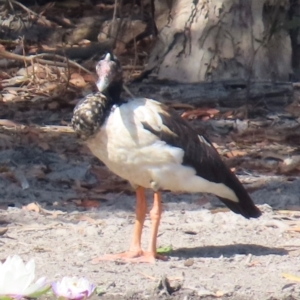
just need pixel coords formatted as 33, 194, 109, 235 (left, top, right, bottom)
52, 277, 95, 300
0, 255, 50, 300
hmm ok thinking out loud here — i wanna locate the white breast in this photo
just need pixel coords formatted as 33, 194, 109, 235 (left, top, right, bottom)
86, 98, 183, 189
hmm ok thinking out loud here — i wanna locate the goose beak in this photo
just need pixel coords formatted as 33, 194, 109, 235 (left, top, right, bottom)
96, 77, 109, 92
104, 53, 111, 61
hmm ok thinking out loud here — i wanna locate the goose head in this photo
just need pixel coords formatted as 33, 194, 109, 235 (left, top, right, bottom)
96, 52, 123, 97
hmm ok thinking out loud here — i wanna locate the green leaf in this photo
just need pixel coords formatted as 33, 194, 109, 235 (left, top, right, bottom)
27, 285, 51, 298
95, 286, 106, 296
157, 245, 173, 255
0, 296, 13, 300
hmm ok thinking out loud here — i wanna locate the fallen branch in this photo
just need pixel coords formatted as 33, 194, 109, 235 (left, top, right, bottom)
129, 80, 293, 106
36, 41, 113, 60
0, 50, 92, 74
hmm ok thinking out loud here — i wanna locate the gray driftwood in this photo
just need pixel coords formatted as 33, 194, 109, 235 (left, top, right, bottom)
129, 80, 293, 106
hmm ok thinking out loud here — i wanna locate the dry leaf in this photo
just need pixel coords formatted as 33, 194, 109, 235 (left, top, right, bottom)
22, 202, 40, 213
5, 89, 18, 95
285, 101, 300, 117
0, 227, 8, 236
82, 74, 95, 83
69, 73, 86, 88
278, 156, 300, 174
0, 119, 20, 128
59, 16, 73, 26
282, 273, 300, 283
60, 120, 68, 126
276, 210, 300, 215
2, 93, 23, 102
247, 261, 261, 267
181, 108, 219, 120
201, 115, 211, 121
225, 149, 247, 158
40, 82, 58, 93
286, 227, 300, 232
78, 39, 91, 45
40, 44, 56, 51
215, 291, 224, 297
47, 102, 59, 110
38, 142, 50, 151
222, 110, 234, 119
75, 199, 100, 208
26, 165, 46, 179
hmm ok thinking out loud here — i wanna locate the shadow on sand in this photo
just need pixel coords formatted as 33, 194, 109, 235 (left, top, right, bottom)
169, 243, 288, 258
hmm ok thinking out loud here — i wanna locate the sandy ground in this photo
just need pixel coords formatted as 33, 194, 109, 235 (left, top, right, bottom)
1, 145, 300, 299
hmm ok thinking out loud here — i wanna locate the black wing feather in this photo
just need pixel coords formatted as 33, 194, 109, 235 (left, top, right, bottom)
142, 103, 261, 219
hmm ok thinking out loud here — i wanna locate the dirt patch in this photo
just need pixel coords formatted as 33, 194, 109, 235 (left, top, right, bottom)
1, 151, 300, 300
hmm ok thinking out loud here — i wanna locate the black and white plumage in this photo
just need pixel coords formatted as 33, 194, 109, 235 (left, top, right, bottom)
72, 53, 261, 263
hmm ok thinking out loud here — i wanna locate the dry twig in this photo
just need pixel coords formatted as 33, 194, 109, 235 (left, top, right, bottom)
0, 50, 92, 74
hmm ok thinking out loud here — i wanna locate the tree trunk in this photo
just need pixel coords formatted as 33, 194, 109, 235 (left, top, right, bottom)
146, 0, 291, 83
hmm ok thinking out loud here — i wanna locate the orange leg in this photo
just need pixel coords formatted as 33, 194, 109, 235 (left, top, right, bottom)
91, 190, 167, 264
148, 191, 163, 255
128, 186, 147, 254
91, 187, 147, 263
126, 191, 167, 263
